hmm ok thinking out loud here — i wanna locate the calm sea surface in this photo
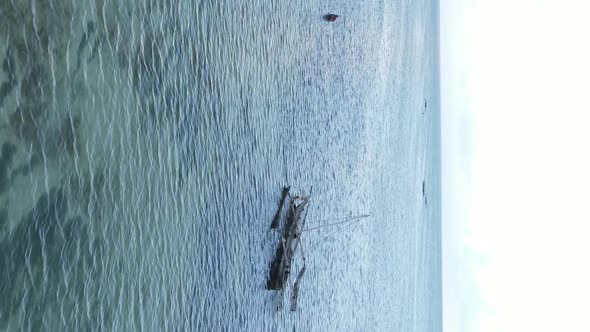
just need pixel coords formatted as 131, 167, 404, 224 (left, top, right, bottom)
0, 0, 441, 330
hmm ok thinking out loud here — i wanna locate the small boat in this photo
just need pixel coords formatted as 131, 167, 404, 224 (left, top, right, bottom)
324, 14, 339, 22
267, 187, 371, 311
267, 189, 309, 291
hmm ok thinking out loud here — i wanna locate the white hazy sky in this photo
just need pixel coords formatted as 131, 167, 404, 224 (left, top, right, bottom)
440, 0, 590, 331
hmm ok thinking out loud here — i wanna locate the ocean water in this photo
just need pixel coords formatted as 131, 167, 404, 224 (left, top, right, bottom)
0, 0, 441, 331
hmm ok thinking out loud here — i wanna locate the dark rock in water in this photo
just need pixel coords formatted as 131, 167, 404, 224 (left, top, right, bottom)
58, 115, 81, 155
0, 208, 7, 231
0, 187, 102, 328
0, 142, 18, 193
10, 104, 47, 151
87, 36, 103, 64
0, 187, 67, 323
20, 63, 48, 101
1, 142, 17, 164
0, 46, 17, 107
75, 21, 97, 74
23, 188, 68, 261
2, 46, 16, 76
0, 188, 68, 274
59, 215, 93, 266
0, 81, 14, 107
11, 154, 41, 178
324, 14, 339, 22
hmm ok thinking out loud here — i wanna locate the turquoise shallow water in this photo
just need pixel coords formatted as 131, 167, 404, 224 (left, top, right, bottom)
0, 0, 440, 330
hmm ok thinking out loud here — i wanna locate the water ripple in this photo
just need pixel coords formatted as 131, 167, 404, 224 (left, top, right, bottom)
0, 0, 439, 330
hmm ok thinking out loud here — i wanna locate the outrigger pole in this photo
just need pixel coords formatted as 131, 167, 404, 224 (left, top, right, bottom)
290, 236, 306, 312
300, 214, 371, 233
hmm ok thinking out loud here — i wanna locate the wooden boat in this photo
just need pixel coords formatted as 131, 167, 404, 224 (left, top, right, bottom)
266, 187, 370, 311
267, 189, 309, 292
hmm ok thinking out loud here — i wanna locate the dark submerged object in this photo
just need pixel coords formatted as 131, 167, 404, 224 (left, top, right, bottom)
324, 14, 339, 22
